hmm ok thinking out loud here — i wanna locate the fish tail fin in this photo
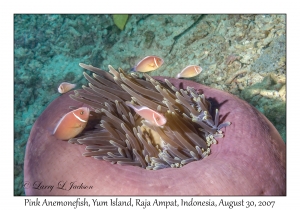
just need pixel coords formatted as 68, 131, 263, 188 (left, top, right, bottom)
46, 127, 55, 136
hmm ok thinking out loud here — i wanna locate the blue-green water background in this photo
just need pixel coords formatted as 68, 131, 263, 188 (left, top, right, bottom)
14, 14, 286, 195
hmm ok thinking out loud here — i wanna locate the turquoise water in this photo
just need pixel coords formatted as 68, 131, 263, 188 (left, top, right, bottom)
14, 14, 286, 195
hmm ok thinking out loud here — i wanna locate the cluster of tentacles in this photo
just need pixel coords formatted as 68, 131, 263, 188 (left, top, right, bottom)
69, 63, 230, 170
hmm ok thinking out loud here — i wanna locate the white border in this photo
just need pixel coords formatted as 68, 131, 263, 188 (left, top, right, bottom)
3, 0, 297, 209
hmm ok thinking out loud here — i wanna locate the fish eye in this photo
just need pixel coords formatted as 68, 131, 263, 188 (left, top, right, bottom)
80, 111, 84, 115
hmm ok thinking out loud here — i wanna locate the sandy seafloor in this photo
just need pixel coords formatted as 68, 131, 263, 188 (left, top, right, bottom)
14, 14, 286, 195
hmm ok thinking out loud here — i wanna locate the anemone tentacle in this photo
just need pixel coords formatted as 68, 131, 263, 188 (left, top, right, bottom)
69, 64, 230, 170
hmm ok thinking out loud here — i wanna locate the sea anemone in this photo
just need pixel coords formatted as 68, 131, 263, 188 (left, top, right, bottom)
68, 63, 230, 170
24, 71, 286, 195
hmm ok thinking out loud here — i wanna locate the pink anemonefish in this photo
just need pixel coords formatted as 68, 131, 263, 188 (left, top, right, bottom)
132, 56, 164, 72
125, 101, 167, 126
53, 107, 90, 140
58, 82, 76, 94
176, 65, 202, 79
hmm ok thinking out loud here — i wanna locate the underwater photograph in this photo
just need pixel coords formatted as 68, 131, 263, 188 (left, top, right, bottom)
14, 14, 286, 196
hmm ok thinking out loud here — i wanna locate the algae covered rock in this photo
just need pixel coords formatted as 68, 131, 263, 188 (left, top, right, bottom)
240, 75, 286, 142
251, 35, 286, 73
